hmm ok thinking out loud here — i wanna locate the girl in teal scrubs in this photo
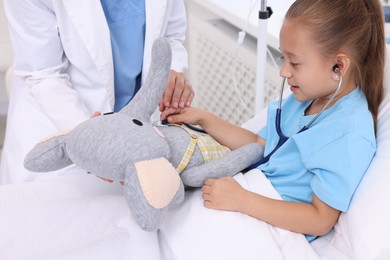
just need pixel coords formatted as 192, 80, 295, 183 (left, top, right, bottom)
161, 0, 385, 241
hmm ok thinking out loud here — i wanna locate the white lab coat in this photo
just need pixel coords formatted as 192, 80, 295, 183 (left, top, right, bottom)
0, 0, 188, 184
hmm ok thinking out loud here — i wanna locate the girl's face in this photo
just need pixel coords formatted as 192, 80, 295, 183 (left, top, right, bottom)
279, 20, 339, 103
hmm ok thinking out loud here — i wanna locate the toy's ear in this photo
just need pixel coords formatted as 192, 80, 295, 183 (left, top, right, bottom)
120, 37, 172, 120
24, 134, 73, 172
123, 157, 184, 231
134, 157, 180, 209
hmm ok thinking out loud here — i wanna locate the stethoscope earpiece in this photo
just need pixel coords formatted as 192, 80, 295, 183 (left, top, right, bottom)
332, 64, 340, 73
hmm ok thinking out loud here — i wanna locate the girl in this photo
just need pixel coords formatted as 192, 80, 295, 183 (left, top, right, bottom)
161, 0, 385, 241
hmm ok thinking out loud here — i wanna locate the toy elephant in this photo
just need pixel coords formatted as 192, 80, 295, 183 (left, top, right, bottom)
24, 38, 264, 231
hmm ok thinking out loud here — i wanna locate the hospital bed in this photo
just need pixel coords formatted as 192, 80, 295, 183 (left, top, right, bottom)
1, 19, 390, 260
1, 60, 390, 259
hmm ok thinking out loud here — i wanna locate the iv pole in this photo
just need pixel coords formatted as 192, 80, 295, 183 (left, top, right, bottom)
255, 1, 272, 114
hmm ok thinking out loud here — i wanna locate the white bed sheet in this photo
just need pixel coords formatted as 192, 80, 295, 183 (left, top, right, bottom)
0, 168, 383, 260
0, 172, 161, 260
0, 169, 348, 260
1, 141, 389, 260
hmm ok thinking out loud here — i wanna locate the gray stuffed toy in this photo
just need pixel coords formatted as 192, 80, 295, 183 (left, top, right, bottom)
24, 38, 264, 232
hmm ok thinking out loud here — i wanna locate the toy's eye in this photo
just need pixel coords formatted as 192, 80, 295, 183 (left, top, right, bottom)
132, 119, 143, 126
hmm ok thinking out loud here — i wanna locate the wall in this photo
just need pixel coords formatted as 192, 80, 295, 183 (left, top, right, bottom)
184, 0, 283, 126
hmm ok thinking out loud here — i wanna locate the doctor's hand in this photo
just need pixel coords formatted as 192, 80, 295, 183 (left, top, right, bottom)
159, 70, 194, 112
91, 112, 101, 118
97, 176, 124, 186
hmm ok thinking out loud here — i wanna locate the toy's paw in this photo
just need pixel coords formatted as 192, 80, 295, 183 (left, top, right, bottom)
181, 143, 265, 187
124, 158, 185, 231
24, 135, 73, 172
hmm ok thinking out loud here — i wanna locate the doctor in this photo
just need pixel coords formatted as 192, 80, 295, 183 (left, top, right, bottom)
1, 0, 193, 184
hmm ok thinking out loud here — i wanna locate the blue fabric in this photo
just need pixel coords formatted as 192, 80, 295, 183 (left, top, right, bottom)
100, 0, 146, 111
258, 88, 376, 242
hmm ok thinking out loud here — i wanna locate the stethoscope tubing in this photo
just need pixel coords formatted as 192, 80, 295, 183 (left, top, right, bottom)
256, 74, 343, 166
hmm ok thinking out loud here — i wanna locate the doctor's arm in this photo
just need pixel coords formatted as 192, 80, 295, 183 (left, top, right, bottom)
159, 0, 194, 112
4, 0, 91, 130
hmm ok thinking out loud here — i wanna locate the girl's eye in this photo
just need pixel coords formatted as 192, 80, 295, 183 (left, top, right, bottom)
290, 62, 299, 67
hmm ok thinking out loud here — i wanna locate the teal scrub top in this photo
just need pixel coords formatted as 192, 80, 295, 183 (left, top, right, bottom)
258, 88, 376, 241
100, 0, 146, 111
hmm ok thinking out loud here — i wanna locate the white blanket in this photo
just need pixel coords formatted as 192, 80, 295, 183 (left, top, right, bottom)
0, 173, 161, 260
0, 167, 385, 259
159, 169, 321, 260
0, 170, 324, 260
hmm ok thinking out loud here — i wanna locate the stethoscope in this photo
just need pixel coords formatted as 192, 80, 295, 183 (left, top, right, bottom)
252, 66, 343, 167
160, 119, 208, 134
160, 66, 343, 168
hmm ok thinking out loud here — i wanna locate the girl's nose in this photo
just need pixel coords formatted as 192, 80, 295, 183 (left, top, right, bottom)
279, 66, 292, 79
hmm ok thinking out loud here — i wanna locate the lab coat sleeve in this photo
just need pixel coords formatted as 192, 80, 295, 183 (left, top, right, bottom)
164, 0, 188, 72
4, 0, 91, 130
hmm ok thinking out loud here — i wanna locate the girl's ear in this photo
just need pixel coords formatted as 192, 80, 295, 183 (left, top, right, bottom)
334, 54, 351, 76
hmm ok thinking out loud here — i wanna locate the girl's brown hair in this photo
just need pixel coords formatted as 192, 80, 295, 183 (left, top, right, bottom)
285, 0, 385, 130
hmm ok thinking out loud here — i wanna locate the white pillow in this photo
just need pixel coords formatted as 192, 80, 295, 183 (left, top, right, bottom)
327, 66, 390, 259
314, 46, 390, 259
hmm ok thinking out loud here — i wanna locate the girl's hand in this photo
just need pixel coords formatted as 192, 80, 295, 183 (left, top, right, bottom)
201, 177, 247, 212
160, 106, 207, 126
160, 107, 185, 121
